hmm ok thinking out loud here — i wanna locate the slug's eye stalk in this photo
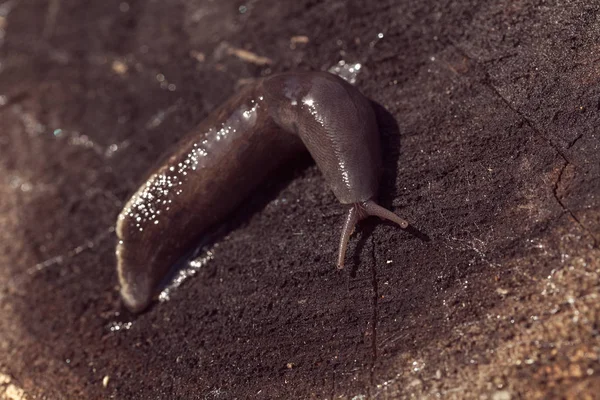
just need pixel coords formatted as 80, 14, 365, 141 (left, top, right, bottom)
337, 200, 409, 269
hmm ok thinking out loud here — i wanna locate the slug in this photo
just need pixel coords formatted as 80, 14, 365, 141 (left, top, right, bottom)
116, 71, 409, 313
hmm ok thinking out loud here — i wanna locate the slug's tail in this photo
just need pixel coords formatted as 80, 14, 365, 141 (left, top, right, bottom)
337, 200, 409, 269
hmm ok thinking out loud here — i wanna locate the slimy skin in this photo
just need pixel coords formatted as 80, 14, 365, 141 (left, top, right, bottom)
116, 71, 409, 313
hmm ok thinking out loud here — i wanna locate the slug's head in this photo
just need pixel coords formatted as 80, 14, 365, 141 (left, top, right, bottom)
262, 72, 410, 269
262, 72, 382, 204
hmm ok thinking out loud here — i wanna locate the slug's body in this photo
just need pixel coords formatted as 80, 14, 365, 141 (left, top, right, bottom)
117, 71, 409, 312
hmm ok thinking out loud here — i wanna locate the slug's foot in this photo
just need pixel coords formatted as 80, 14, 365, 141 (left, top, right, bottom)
337, 200, 409, 269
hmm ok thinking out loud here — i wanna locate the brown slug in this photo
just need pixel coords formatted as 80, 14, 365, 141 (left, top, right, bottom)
116, 71, 409, 313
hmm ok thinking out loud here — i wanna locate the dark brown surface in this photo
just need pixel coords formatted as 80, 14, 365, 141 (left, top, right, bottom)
0, 0, 598, 399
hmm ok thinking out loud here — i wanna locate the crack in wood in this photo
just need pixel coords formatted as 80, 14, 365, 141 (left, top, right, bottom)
552, 160, 599, 247
369, 237, 379, 393
450, 40, 598, 249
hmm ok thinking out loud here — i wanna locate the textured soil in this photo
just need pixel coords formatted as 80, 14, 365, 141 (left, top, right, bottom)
0, 0, 599, 399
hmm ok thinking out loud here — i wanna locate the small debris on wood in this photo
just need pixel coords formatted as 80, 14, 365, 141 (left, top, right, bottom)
111, 60, 128, 75
290, 35, 309, 49
190, 50, 206, 63
226, 46, 272, 66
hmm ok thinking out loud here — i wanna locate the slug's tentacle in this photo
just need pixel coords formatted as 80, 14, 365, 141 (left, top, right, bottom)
337, 199, 409, 269
363, 200, 409, 229
337, 205, 360, 269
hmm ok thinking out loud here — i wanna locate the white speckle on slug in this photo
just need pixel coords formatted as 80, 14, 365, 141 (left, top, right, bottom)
117, 98, 263, 237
